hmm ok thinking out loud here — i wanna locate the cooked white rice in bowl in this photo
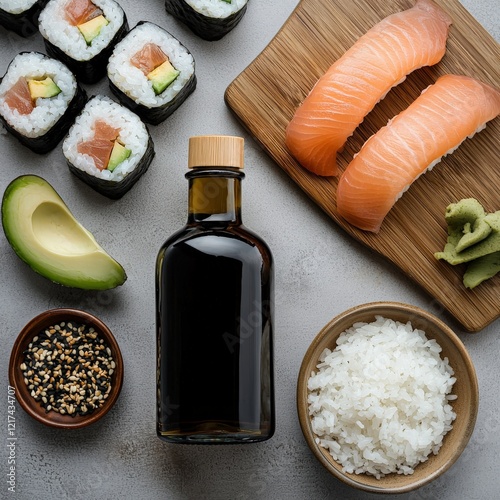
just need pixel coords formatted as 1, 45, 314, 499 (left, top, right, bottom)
307, 316, 457, 479
297, 302, 479, 493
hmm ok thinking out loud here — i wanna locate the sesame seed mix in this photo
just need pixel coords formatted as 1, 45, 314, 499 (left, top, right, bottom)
21, 322, 114, 416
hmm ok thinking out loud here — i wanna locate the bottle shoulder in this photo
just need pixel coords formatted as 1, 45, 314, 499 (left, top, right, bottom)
158, 224, 273, 262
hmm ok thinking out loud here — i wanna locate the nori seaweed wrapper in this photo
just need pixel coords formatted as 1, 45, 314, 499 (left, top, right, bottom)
107, 21, 197, 125
42, 15, 129, 84
67, 135, 155, 199
165, 0, 248, 41
109, 73, 197, 126
0, 80, 88, 154
0, 0, 48, 37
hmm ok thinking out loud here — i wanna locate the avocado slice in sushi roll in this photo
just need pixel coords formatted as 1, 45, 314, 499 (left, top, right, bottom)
78, 14, 110, 45
1, 175, 127, 290
27, 77, 61, 99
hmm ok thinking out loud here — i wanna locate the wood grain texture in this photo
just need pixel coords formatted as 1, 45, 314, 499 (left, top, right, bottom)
225, 0, 500, 332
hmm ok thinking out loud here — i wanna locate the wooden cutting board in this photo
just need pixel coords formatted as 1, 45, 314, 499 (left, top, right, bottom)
225, 0, 500, 332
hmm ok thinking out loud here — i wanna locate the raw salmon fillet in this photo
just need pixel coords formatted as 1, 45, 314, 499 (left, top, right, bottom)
336, 75, 500, 233
94, 119, 120, 141
131, 43, 168, 75
77, 120, 120, 170
78, 139, 114, 170
285, 0, 452, 176
4, 78, 34, 115
65, 0, 103, 26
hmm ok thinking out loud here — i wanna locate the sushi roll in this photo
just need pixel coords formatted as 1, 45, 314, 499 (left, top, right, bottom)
63, 95, 155, 199
165, 0, 248, 41
39, 0, 128, 84
107, 21, 196, 125
0, 0, 48, 37
0, 52, 87, 154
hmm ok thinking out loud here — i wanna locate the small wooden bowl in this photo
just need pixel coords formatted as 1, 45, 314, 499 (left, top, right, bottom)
297, 302, 478, 494
9, 308, 123, 429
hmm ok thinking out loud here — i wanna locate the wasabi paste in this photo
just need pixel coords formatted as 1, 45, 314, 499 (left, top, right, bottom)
434, 199, 500, 289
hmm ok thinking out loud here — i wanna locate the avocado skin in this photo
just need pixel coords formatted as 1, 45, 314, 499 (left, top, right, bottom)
2, 175, 127, 290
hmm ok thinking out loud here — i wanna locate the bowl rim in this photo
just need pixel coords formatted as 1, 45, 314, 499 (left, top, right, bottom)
296, 301, 479, 494
8, 307, 124, 429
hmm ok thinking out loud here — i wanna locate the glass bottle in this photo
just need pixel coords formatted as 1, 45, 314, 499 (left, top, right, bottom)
156, 135, 275, 444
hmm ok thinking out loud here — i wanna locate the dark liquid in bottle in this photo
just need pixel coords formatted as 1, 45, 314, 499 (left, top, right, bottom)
157, 223, 274, 444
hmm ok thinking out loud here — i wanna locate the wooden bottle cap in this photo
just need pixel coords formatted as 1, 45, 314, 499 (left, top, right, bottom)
188, 135, 244, 169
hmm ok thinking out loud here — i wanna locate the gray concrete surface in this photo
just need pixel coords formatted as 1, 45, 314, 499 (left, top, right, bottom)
1, 1, 498, 499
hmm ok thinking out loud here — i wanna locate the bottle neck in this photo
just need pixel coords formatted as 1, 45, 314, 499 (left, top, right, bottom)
186, 168, 244, 225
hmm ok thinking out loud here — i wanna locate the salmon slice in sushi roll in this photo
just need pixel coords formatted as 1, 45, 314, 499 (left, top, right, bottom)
165, 0, 248, 41
0, 0, 49, 36
63, 95, 155, 199
107, 21, 196, 125
0, 51, 87, 153
39, 0, 128, 84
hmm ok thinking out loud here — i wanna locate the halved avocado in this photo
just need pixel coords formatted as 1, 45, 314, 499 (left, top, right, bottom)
27, 77, 61, 100
107, 141, 131, 172
78, 15, 109, 45
2, 175, 127, 290
147, 60, 180, 95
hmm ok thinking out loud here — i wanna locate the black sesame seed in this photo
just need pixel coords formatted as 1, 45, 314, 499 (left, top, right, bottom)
20, 321, 115, 417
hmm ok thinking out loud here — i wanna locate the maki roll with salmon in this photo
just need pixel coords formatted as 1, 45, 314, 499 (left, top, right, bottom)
0, 0, 48, 36
107, 21, 196, 125
165, 0, 248, 41
0, 52, 87, 154
39, 0, 128, 84
63, 95, 155, 199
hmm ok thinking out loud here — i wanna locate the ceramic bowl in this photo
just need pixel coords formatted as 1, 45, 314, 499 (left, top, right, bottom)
297, 302, 478, 494
9, 308, 123, 429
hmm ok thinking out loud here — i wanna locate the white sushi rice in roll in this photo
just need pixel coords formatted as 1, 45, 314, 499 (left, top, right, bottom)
0, 52, 76, 138
63, 96, 149, 182
0, 0, 37, 14
185, 0, 247, 18
107, 22, 194, 108
39, 0, 124, 62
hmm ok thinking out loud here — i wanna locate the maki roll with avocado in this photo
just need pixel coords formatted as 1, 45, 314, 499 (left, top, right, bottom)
0, 52, 87, 154
165, 0, 248, 41
0, 0, 49, 36
39, 0, 128, 84
107, 21, 196, 125
63, 95, 155, 199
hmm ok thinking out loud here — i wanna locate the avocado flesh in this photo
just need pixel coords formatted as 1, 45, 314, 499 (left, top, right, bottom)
78, 15, 109, 45
107, 141, 131, 172
147, 60, 180, 95
1, 175, 126, 290
27, 77, 61, 100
